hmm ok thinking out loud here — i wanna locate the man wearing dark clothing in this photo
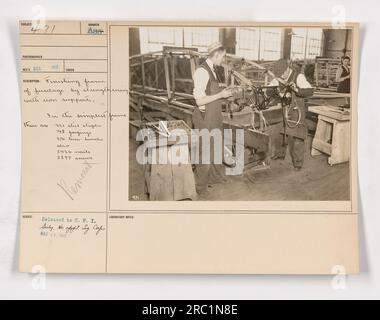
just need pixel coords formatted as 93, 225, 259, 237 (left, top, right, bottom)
272, 61, 314, 170
192, 42, 233, 196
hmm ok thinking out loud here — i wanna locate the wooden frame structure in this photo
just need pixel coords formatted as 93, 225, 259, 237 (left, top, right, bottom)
129, 47, 287, 171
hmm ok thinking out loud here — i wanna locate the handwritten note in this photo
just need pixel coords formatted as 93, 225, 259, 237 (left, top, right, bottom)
22, 76, 112, 163
20, 22, 128, 212
39, 215, 106, 238
19, 21, 138, 273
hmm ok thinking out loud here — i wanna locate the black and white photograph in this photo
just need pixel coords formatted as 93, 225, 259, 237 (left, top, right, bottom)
3, 0, 380, 301
128, 26, 354, 201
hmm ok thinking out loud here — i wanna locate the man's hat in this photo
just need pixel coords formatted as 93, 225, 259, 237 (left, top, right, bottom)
272, 59, 289, 77
207, 42, 224, 55
290, 60, 303, 72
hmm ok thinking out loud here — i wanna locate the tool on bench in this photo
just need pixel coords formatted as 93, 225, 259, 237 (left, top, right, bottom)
145, 120, 171, 138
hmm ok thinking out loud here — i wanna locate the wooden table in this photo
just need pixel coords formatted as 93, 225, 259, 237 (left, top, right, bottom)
309, 106, 350, 165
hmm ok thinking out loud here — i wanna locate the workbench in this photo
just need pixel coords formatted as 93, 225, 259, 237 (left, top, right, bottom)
141, 120, 197, 201
309, 105, 350, 165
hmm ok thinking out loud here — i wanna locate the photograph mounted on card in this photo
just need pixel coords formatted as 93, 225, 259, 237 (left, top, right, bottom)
19, 21, 359, 274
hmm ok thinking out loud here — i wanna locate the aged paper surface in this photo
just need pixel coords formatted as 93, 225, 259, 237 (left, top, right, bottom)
19, 21, 359, 274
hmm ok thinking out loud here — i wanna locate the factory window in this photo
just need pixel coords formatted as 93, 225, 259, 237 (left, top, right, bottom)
139, 27, 219, 53
260, 28, 283, 60
306, 28, 324, 58
236, 28, 282, 61
291, 28, 323, 60
290, 29, 307, 60
236, 28, 260, 60
183, 27, 219, 51
139, 27, 183, 53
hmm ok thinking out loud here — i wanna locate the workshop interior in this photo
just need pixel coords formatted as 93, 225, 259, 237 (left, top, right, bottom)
128, 27, 352, 201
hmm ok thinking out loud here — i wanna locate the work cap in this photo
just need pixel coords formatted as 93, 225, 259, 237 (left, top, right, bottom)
208, 42, 224, 55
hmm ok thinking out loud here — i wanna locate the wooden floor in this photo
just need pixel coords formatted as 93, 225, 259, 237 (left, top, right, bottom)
129, 135, 350, 201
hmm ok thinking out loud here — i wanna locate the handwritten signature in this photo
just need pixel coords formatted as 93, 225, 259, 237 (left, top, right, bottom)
57, 160, 93, 200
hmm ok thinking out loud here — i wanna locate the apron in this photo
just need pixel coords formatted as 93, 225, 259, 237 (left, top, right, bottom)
280, 73, 307, 140
275, 72, 309, 168
192, 61, 225, 193
192, 62, 223, 131
337, 66, 350, 93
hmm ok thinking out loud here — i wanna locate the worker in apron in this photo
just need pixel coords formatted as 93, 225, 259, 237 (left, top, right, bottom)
272, 61, 314, 171
336, 56, 351, 93
192, 42, 233, 196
